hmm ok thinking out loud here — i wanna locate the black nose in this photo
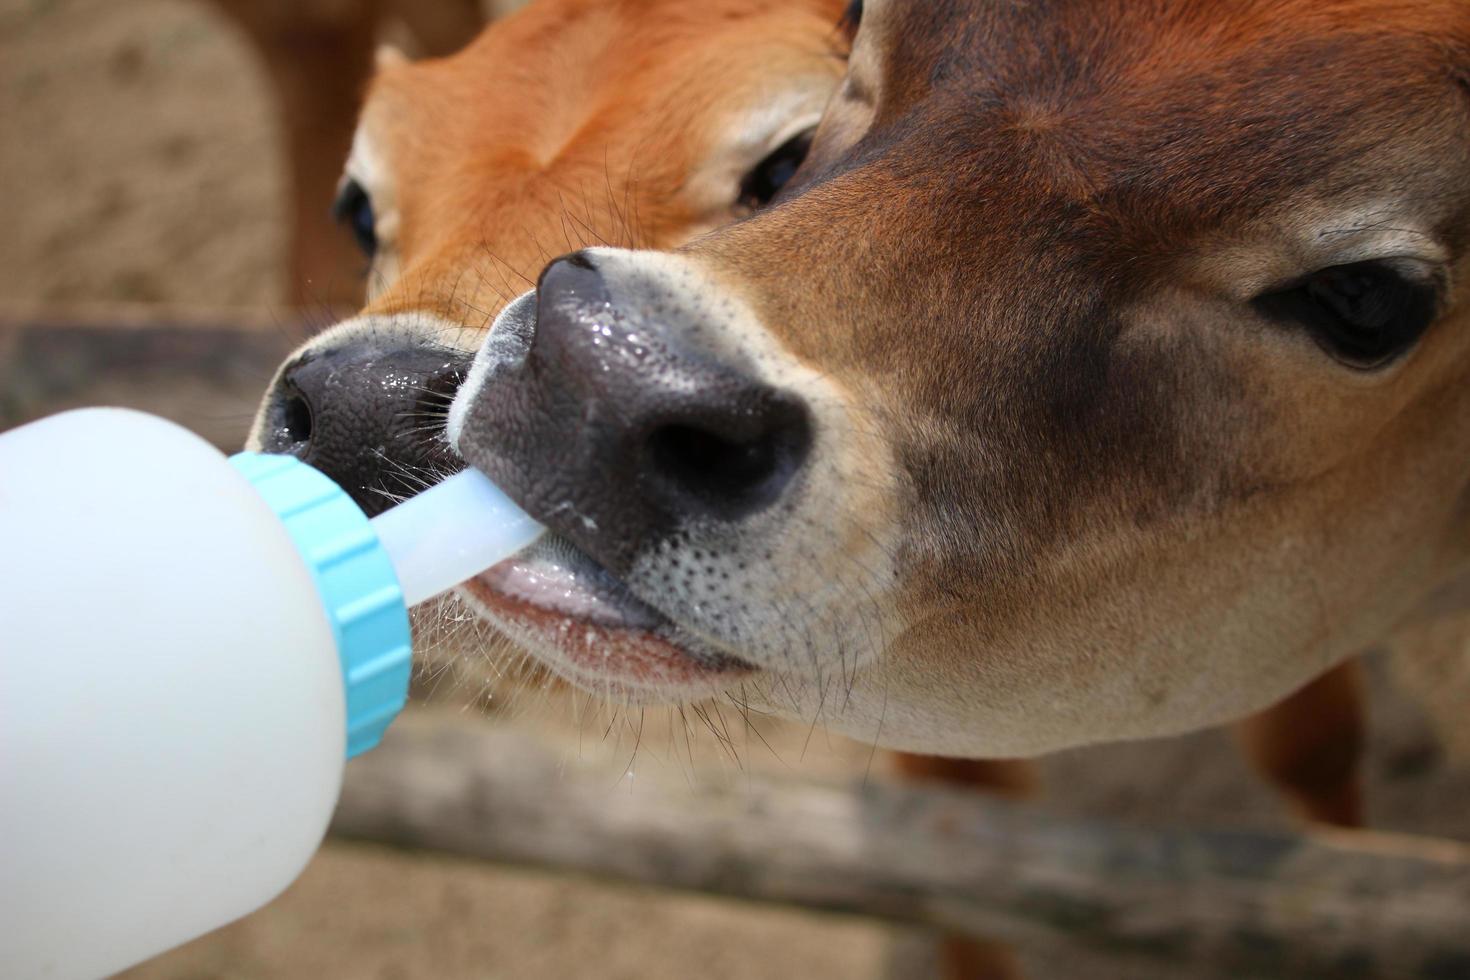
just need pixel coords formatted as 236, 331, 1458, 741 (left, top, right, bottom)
457, 253, 812, 574
258, 340, 471, 516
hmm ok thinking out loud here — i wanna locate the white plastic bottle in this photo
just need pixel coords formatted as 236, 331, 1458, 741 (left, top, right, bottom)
0, 408, 542, 980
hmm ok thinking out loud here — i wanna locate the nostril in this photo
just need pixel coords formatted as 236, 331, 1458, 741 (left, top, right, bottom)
650, 425, 779, 492
279, 389, 314, 448
645, 399, 810, 518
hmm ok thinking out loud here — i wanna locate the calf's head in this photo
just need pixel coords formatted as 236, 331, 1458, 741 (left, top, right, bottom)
454, 0, 1470, 755
249, 0, 847, 512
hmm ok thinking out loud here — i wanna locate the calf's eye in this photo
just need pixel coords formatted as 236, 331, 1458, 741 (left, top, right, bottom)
331, 179, 378, 259
1252, 260, 1439, 368
737, 129, 815, 212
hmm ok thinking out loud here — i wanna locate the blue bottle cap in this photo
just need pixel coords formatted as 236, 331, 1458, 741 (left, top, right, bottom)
229, 452, 412, 758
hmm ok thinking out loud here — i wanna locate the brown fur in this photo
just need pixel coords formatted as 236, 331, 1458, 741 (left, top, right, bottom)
210, 0, 486, 307
357, 0, 851, 318
655, 0, 1470, 754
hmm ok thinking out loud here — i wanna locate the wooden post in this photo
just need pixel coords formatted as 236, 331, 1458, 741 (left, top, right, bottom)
334, 714, 1470, 979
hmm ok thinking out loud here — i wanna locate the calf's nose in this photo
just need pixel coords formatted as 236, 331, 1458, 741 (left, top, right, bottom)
258, 340, 470, 516
458, 252, 812, 574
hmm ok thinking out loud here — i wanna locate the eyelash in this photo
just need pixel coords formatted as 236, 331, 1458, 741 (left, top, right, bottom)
1251, 260, 1440, 369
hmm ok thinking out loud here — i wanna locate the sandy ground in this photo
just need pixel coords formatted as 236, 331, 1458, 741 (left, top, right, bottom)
0, 0, 284, 311
5, 1, 1470, 978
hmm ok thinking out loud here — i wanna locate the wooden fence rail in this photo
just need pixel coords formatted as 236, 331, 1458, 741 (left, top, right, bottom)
336, 714, 1470, 980
0, 312, 296, 449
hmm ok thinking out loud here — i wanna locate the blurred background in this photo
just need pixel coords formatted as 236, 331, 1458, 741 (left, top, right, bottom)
4, 1, 1470, 977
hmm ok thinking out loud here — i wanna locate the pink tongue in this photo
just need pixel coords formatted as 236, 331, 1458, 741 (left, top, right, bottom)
478, 555, 650, 628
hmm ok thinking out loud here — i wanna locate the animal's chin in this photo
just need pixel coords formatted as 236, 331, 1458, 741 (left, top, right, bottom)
459, 535, 756, 700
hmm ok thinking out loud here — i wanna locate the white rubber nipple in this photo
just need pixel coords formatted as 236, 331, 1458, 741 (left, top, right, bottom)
370, 467, 544, 607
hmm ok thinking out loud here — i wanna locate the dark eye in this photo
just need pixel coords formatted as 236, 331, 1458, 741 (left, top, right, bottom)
1252, 260, 1439, 368
737, 130, 815, 212
838, 0, 863, 38
331, 178, 377, 258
